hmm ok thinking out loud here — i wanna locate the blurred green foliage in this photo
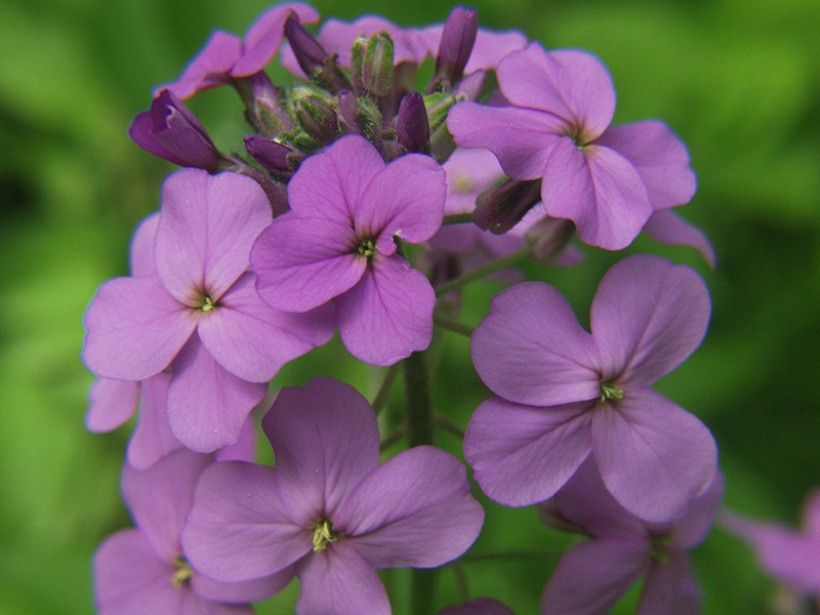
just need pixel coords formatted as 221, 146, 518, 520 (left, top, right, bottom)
0, 0, 817, 613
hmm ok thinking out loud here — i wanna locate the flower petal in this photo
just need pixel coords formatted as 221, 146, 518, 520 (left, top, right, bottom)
471, 281, 599, 406
673, 471, 724, 548
86, 378, 139, 432
336, 446, 483, 568
296, 542, 390, 615
261, 378, 380, 520
591, 389, 717, 523
590, 255, 710, 385
161, 31, 242, 99
193, 568, 295, 605
643, 210, 716, 269
337, 255, 435, 366
251, 213, 365, 312
465, 398, 592, 507
129, 213, 159, 277
83, 275, 196, 381
126, 373, 182, 470
637, 550, 700, 615
167, 338, 266, 453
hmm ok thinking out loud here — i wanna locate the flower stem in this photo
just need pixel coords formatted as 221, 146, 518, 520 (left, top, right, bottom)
433, 313, 474, 337
434, 413, 465, 440
435, 246, 531, 296
442, 212, 474, 225
372, 363, 401, 415
379, 424, 407, 451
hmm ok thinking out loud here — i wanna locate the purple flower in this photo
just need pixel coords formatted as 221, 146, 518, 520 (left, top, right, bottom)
251, 135, 446, 365
447, 43, 697, 250
181, 378, 484, 615
721, 491, 820, 594
417, 24, 527, 77
93, 449, 293, 614
540, 460, 723, 614
465, 255, 717, 522
161, 3, 320, 99
83, 169, 333, 451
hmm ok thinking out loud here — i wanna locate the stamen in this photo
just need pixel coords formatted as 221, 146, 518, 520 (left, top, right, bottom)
171, 556, 193, 588
312, 519, 339, 552
599, 380, 624, 402
200, 296, 216, 313
357, 239, 376, 258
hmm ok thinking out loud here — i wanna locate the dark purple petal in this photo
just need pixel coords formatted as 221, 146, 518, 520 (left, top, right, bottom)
86, 378, 139, 432
336, 446, 483, 568
540, 539, 648, 615
471, 282, 599, 406
182, 462, 312, 582
465, 398, 591, 507
643, 210, 716, 269
161, 31, 242, 100
590, 255, 710, 386
129, 213, 159, 277
167, 338, 266, 453
637, 550, 700, 615
127, 372, 182, 470
261, 378, 380, 519
192, 567, 295, 604
83, 275, 196, 381
434, 7, 477, 85
591, 389, 717, 523
337, 255, 435, 366
396, 92, 431, 153
596, 121, 696, 210
296, 542, 390, 615
281, 12, 327, 77
418, 26, 527, 76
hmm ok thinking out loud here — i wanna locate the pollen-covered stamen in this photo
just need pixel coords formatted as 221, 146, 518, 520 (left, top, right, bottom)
171, 556, 193, 588
356, 238, 376, 258
599, 380, 624, 403
200, 295, 216, 313
312, 519, 339, 552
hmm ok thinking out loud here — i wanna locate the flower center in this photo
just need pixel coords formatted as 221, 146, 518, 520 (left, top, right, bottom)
200, 295, 216, 313
650, 533, 673, 563
356, 238, 376, 258
171, 556, 193, 588
452, 173, 474, 193
311, 519, 339, 552
598, 380, 624, 402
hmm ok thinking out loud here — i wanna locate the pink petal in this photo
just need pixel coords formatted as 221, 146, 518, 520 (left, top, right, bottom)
597, 121, 696, 210
471, 281, 599, 406
442, 148, 505, 215
161, 31, 242, 100
251, 214, 365, 312
167, 338, 266, 453
216, 416, 258, 464
296, 542, 390, 615
467, 28, 528, 74
129, 213, 159, 277
643, 209, 716, 269
336, 446, 483, 568
261, 378, 380, 520
182, 462, 312, 582
193, 568, 295, 605
337, 255, 435, 366
86, 378, 139, 432
590, 255, 710, 386
540, 140, 652, 250
447, 102, 563, 180
540, 539, 648, 615
498, 44, 615, 140
155, 170, 272, 305
126, 373, 181, 470
591, 389, 717, 523
465, 398, 592, 506
83, 275, 196, 381
637, 551, 700, 615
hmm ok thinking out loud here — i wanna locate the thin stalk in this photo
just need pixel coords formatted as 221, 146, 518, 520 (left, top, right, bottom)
442, 212, 474, 225
372, 363, 401, 415
433, 313, 474, 337
435, 246, 531, 296
434, 413, 465, 440
452, 562, 470, 603
379, 424, 407, 451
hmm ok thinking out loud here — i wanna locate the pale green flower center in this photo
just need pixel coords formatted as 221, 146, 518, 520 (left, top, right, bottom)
312, 519, 339, 552
599, 380, 624, 402
171, 556, 193, 588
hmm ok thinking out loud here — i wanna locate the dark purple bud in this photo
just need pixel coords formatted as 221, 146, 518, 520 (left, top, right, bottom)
337, 90, 359, 133
352, 33, 395, 98
284, 14, 327, 76
242, 73, 293, 136
526, 217, 575, 263
396, 92, 430, 153
244, 136, 302, 176
435, 7, 478, 87
128, 89, 222, 171
293, 92, 339, 144
474, 178, 542, 234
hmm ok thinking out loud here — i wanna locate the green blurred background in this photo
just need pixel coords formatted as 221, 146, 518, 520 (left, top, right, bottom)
0, 0, 817, 613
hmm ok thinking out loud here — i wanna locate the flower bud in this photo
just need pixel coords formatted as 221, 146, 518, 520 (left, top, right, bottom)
526, 217, 575, 263
396, 92, 430, 153
241, 73, 293, 136
244, 136, 302, 177
434, 7, 478, 88
336, 90, 359, 133
284, 14, 327, 76
128, 89, 222, 171
352, 33, 395, 98
292, 90, 340, 144
474, 178, 542, 234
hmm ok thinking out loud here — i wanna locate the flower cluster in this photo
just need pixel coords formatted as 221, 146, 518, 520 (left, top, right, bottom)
83, 3, 728, 614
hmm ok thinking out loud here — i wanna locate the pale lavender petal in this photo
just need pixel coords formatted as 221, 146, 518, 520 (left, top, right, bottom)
540, 539, 648, 615
161, 31, 242, 100
673, 471, 724, 548
287, 134, 385, 221
167, 338, 266, 453
199, 272, 333, 382
540, 140, 652, 250
122, 448, 212, 560
804, 491, 820, 538
337, 255, 435, 366
193, 567, 295, 604
439, 598, 515, 615
336, 446, 483, 568
467, 28, 528, 74
637, 551, 700, 615
251, 214, 364, 312
643, 210, 716, 269
464, 398, 591, 507
597, 121, 696, 210
155, 170, 271, 304
447, 102, 563, 180
129, 213, 159, 277
127, 372, 181, 470
498, 45, 615, 140
355, 153, 446, 250
471, 282, 599, 406
590, 255, 710, 385
317, 16, 424, 68
296, 543, 390, 615
232, 3, 319, 77
83, 275, 196, 381
216, 416, 257, 463
591, 389, 717, 523
86, 378, 139, 432
261, 378, 380, 519
443, 148, 505, 215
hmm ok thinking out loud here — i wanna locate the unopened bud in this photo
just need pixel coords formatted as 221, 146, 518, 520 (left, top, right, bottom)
239, 73, 293, 136
474, 178, 542, 234
284, 14, 327, 76
244, 136, 302, 176
292, 90, 339, 144
336, 90, 359, 133
434, 7, 477, 88
396, 92, 430, 153
352, 33, 395, 98
526, 217, 575, 263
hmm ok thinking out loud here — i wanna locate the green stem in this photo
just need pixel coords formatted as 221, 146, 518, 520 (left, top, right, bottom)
433, 313, 474, 337
435, 246, 532, 296
379, 424, 406, 451
372, 363, 401, 415
442, 212, 474, 225
434, 413, 465, 440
